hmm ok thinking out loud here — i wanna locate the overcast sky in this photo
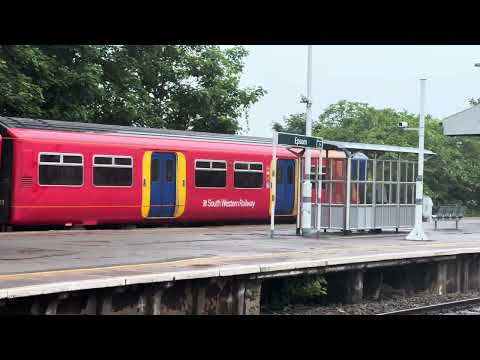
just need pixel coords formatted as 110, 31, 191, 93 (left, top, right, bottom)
236, 45, 480, 137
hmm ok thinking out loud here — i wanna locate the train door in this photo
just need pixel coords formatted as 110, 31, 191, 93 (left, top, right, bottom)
149, 152, 176, 217
276, 159, 295, 215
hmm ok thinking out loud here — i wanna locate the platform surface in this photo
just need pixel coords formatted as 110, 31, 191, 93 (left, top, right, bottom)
1, 219, 480, 299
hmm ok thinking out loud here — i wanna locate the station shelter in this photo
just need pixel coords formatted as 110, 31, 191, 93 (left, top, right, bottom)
289, 140, 435, 234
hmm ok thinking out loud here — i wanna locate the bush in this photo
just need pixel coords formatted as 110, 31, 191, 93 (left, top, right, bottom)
284, 275, 327, 304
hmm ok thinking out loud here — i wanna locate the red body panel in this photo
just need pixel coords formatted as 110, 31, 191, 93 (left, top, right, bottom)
5, 128, 345, 226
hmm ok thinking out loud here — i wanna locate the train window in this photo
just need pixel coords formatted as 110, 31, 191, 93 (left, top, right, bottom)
166, 159, 174, 182
38, 152, 83, 186
234, 162, 263, 189
196, 161, 210, 169
276, 166, 282, 185
94, 157, 112, 165
115, 157, 132, 166
235, 163, 248, 170
40, 154, 60, 163
93, 155, 133, 187
195, 160, 227, 188
63, 155, 83, 164
212, 161, 226, 169
151, 159, 159, 182
287, 166, 293, 185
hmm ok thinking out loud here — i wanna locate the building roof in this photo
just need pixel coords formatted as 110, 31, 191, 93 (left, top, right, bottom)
443, 104, 480, 136
0, 116, 434, 155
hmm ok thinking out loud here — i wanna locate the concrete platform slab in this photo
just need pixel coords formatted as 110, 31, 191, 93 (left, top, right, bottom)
1, 219, 480, 299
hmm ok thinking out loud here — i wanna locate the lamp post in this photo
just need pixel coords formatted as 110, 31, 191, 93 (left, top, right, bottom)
301, 45, 314, 235
406, 78, 429, 241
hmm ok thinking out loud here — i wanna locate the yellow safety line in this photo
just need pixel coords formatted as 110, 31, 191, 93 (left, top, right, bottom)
0, 251, 301, 281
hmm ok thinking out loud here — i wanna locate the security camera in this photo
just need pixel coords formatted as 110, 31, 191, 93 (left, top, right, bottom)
398, 121, 409, 129
300, 95, 310, 104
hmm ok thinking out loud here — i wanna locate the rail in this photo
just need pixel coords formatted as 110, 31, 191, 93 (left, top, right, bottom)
377, 297, 480, 315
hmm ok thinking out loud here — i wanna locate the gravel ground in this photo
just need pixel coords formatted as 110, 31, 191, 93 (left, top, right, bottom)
262, 290, 480, 315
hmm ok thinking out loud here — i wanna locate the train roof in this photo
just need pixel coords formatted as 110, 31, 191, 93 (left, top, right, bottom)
0, 116, 434, 155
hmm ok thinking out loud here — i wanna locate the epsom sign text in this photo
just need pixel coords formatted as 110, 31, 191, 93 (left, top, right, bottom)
277, 132, 323, 149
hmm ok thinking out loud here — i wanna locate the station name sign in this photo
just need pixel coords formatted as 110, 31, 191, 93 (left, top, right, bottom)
277, 132, 323, 149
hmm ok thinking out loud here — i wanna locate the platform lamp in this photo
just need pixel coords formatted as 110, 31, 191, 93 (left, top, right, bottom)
406, 78, 429, 241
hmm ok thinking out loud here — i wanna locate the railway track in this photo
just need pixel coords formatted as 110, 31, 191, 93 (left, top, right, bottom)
377, 297, 480, 315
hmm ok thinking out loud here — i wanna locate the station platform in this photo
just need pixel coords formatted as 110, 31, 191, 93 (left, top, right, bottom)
1, 219, 480, 300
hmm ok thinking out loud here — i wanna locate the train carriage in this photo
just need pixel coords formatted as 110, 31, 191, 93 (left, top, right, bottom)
0, 117, 347, 228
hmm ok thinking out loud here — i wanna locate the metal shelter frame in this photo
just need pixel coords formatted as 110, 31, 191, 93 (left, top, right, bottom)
316, 152, 421, 234
270, 131, 435, 238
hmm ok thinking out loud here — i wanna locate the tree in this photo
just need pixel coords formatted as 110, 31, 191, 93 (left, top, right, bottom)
469, 98, 480, 106
272, 113, 308, 134
0, 45, 266, 134
275, 100, 480, 209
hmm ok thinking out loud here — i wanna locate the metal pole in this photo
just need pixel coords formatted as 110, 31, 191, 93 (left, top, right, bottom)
407, 79, 429, 241
316, 148, 323, 235
344, 155, 352, 234
270, 132, 278, 238
302, 45, 313, 235
296, 156, 302, 235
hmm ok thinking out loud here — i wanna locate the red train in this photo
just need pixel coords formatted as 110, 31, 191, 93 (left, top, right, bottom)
0, 117, 346, 228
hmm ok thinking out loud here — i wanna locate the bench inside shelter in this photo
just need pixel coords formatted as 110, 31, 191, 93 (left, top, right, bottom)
432, 205, 465, 230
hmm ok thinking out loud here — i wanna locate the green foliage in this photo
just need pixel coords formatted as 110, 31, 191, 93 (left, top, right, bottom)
0, 45, 265, 134
272, 113, 306, 134
284, 275, 327, 304
469, 98, 480, 106
267, 275, 328, 309
274, 100, 480, 211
